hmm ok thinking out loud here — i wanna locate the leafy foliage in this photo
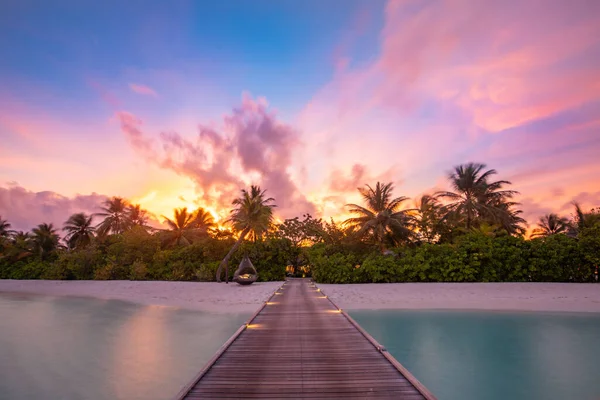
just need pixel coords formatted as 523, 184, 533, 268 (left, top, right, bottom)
531, 213, 571, 238
96, 197, 130, 236
0, 163, 598, 284
437, 162, 524, 233
216, 185, 276, 282
308, 231, 597, 284
63, 213, 96, 249
344, 182, 414, 249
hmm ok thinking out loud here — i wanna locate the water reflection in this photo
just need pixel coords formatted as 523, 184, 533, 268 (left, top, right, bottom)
0, 293, 249, 400
350, 310, 600, 400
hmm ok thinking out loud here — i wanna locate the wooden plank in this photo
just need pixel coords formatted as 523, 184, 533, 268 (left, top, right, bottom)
175, 278, 437, 400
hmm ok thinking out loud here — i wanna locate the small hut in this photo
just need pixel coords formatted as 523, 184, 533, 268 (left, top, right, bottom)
233, 256, 258, 285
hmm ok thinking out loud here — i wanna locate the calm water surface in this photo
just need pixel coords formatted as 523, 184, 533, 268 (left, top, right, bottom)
351, 309, 600, 400
0, 293, 248, 400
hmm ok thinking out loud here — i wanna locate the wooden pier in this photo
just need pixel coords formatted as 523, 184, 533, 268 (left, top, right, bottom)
175, 279, 436, 399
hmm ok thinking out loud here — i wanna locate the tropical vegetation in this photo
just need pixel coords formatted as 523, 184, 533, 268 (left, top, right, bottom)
1, 163, 599, 283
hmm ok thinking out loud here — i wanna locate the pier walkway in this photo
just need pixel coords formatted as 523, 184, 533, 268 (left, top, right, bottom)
175, 278, 436, 399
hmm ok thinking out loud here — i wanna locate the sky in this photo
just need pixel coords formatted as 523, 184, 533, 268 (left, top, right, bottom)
1, 0, 599, 232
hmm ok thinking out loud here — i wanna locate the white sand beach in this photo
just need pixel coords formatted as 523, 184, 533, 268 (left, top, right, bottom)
318, 282, 600, 313
3, 280, 599, 313
0, 280, 283, 313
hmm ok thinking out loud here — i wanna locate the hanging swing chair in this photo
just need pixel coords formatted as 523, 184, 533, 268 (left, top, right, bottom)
233, 256, 258, 285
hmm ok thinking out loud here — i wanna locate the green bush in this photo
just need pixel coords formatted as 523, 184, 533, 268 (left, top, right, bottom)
47, 245, 105, 280
309, 232, 597, 284
130, 260, 149, 280
195, 261, 220, 281
2, 226, 596, 284
8, 259, 50, 280
94, 257, 130, 280
530, 234, 588, 282
232, 239, 289, 282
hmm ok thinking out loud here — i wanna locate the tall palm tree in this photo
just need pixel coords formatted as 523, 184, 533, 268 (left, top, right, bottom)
531, 213, 571, 238
193, 207, 216, 233
127, 204, 151, 231
437, 163, 518, 230
161, 207, 198, 246
96, 197, 130, 236
63, 213, 95, 249
344, 182, 414, 250
31, 223, 60, 260
216, 186, 275, 282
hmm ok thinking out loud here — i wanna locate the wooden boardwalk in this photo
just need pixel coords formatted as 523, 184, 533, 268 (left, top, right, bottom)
175, 279, 436, 399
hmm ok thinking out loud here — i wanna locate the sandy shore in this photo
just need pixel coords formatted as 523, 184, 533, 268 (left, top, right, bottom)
0, 280, 283, 313
3, 280, 598, 313
318, 283, 600, 313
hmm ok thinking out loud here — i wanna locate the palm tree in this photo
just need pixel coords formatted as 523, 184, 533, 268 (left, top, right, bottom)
0, 216, 13, 254
414, 194, 443, 243
193, 207, 216, 233
63, 213, 95, 249
0, 216, 13, 238
161, 207, 198, 246
531, 213, 571, 238
344, 182, 414, 250
491, 200, 527, 236
437, 163, 518, 230
571, 202, 600, 236
96, 197, 130, 236
31, 223, 60, 260
9, 231, 33, 261
127, 204, 151, 231
216, 186, 275, 282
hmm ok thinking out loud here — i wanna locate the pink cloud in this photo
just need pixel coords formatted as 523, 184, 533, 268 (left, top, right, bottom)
0, 184, 107, 232
116, 94, 316, 219
88, 80, 121, 108
129, 83, 158, 98
116, 111, 156, 158
296, 0, 600, 223
376, 0, 600, 131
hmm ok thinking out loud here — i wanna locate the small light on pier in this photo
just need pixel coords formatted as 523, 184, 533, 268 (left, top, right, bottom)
246, 323, 262, 329
326, 309, 342, 314
266, 302, 279, 305
317, 295, 327, 299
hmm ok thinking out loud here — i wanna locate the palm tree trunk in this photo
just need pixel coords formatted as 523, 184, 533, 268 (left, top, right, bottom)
216, 227, 250, 283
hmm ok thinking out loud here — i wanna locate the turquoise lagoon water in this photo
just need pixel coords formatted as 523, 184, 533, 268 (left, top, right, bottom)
0, 293, 248, 400
351, 309, 600, 400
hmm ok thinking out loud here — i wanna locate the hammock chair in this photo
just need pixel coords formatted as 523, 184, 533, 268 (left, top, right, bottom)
233, 255, 258, 285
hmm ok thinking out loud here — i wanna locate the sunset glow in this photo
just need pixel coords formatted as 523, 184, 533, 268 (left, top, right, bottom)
1, 0, 599, 231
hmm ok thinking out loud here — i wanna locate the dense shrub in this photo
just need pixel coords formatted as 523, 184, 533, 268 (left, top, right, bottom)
231, 239, 290, 282
308, 232, 598, 283
2, 228, 598, 284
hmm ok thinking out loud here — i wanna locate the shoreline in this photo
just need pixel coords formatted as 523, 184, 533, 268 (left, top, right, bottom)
2, 280, 599, 314
317, 282, 600, 313
0, 280, 283, 313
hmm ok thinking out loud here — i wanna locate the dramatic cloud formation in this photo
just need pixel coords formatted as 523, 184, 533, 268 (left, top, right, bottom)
0, 184, 107, 232
2, 0, 599, 230
117, 94, 316, 219
298, 0, 600, 223
128, 83, 158, 98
